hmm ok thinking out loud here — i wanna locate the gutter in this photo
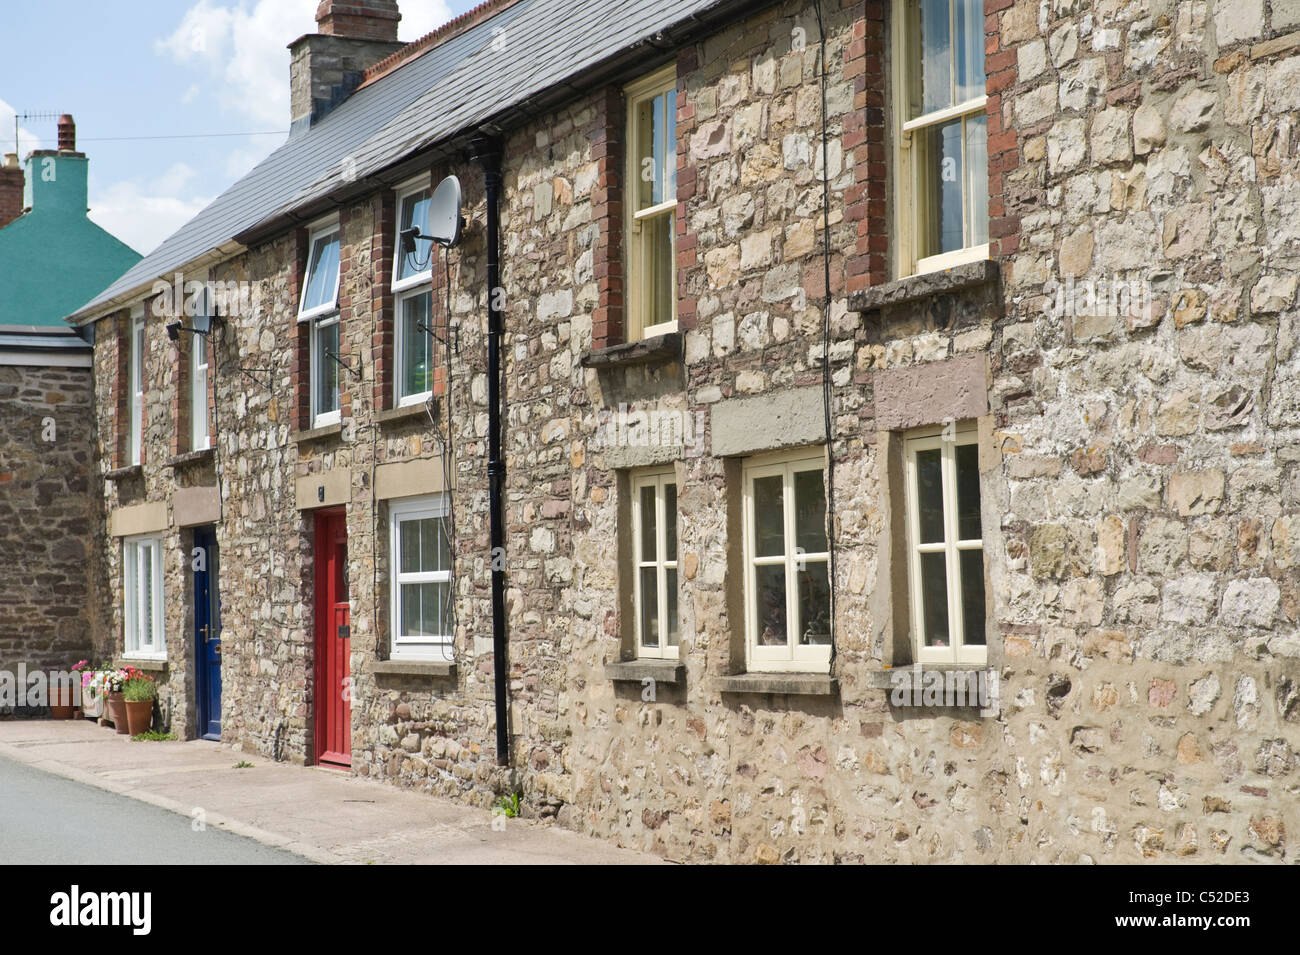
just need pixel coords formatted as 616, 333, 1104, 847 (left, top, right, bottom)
470, 133, 512, 768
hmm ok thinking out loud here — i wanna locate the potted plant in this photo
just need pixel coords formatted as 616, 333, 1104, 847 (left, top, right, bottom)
121, 673, 157, 736
103, 666, 133, 734
49, 660, 84, 719
78, 662, 106, 721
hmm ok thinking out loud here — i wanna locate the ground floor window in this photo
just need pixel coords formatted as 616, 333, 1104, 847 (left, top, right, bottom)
388, 495, 452, 657
631, 469, 679, 658
742, 449, 831, 673
904, 424, 986, 664
124, 536, 165, 659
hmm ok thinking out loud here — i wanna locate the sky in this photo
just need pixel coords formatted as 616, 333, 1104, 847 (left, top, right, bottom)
1, 0, 481, 255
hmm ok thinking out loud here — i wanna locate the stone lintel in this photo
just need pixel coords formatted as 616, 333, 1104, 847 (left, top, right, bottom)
109, 501, 170, 537
174, 485, 221, 528
711, 386, 826, 457
295, 469, 352, 510
872, 353, 990, 433
374, 456, 452, 500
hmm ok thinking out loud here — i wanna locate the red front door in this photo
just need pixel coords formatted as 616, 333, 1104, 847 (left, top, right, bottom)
314, 509, 351, 767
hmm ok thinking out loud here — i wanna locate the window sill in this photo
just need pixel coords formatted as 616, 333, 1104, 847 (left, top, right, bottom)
291, 421, 344, 445
105, 464, 143, 482
373, 659, 456, 678
375, 402, 434, 428
605, 659, 685, 685
580, 332, 682, 369
117, 657, 167, 672
715, 673, 836, 696
849, 258, 999, 315
165, 447, 214, 469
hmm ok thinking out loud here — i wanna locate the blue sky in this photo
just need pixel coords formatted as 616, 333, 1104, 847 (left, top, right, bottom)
2, 0, 480, 255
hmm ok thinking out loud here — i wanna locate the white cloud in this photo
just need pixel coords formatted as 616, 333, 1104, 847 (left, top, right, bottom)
88, 163, 215, 255
156, 0, 454, 126
0, 97, 45, 159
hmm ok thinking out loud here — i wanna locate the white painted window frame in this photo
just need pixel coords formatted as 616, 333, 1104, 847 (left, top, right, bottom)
631, 468, 679, 660
123, 535, 165, 660
129, 305, 144, 466
189, 275, 211, 452
299, 221, 342, 428
903, 424, 987, 665
892, 0, 990, 279
741, 448, 832, 674
389, 494, 453, 659
393, 180, 434, 408
624, 64, 679, 342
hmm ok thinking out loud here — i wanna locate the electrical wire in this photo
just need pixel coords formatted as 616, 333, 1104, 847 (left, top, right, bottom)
813, 0, 839, 664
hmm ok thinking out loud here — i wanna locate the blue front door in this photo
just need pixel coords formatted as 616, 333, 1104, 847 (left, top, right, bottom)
193, 526, 222, 741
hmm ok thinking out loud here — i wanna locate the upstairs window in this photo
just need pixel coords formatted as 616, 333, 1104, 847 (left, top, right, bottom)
299, 224, 341, 427
903, 426, 986, 665
393, 183, 434, 407
625, 66, 678, 340
129, 306, 144, 466
190, 282, 211, 452
896, 0, 988, 276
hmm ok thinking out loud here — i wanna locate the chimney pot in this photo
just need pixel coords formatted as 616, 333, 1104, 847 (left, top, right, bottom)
58, 114, 76, 152
315, 0, 401, 42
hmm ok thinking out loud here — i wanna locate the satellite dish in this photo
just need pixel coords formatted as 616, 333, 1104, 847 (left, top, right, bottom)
428, 174, 463, 247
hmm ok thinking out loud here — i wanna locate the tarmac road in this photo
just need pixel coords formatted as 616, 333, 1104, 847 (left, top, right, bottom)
0, 753, 309, 865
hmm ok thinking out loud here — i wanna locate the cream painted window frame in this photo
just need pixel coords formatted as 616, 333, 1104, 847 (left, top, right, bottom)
123, 535, 165, 660
631, 468, 679, 660
891, 0, 990, 279
393, 180, 435, 408
902, 424, 987, 665
741, 448, 832, 674
624, 64, 679, 342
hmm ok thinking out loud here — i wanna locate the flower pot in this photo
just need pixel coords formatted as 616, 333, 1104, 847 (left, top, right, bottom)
123, 700, 153, 736
49, 684, 76, 720
81, 686, 104, 720
106, 692, 129, 734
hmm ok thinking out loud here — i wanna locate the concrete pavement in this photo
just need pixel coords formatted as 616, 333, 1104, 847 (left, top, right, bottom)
0, 720, 659, 865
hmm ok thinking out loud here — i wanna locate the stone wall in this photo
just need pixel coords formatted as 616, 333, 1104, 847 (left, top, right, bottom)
0, 359, 99, 708
80, 0, 1300, 863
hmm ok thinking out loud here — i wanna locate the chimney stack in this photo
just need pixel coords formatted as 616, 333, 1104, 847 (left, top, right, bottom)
315, 0, 400, 41
288, 1, 404, 134
0, 153, 24, 229
58, 114, 76, 152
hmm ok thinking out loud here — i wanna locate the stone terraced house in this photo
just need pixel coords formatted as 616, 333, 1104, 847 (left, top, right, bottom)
62, 0, 1300, 863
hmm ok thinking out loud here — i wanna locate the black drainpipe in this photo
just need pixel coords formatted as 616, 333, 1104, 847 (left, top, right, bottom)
471, 133, 510, 767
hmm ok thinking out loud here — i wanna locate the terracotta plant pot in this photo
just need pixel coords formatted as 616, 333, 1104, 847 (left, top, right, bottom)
49, 684, 76, 720
123, 699, 153, 736
106, 692, 129, 734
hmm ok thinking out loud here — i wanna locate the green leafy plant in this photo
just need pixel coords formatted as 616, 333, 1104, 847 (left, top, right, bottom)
131, 730, 176, 741
233, 761, 253, 769
121, 674, 157, 702
492, 793, 520, 818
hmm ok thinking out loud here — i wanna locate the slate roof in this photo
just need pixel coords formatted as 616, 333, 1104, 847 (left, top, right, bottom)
69, 0, 751, 323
